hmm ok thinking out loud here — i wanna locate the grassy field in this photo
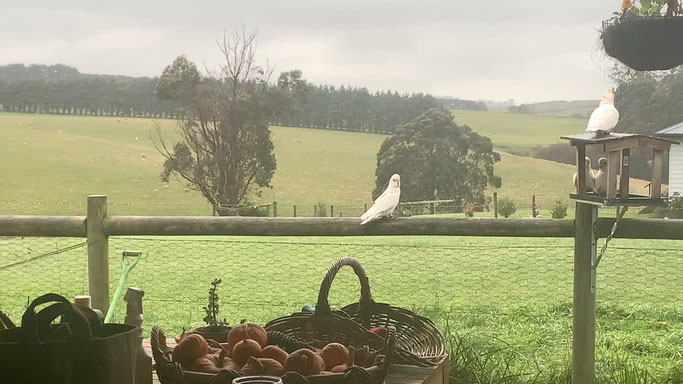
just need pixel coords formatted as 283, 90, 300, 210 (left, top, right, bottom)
0, 112, 654, 215
0, 235, 680, 383
451, 109, 587, 154
525, 100, 599, 118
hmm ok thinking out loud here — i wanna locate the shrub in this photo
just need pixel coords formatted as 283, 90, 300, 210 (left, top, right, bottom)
653, 192, 683, 219
498, 198, 517, 218
550, 200, 569, 219
464, 202, 477, 217
315, 202, 328, 217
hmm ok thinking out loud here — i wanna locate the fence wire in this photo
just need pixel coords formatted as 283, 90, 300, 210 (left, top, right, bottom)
0, 236, 681, 334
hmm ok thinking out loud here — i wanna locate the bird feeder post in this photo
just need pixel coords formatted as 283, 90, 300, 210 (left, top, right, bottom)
577, 143, 587, 194
619, 148, 630, 201
607, 150, 620, 199
573, 201, 597, 384
493, 192, 498, 218
651, 149, 663, 198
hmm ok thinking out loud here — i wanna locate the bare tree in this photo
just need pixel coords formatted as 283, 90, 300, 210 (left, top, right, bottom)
153, 28, 306, 213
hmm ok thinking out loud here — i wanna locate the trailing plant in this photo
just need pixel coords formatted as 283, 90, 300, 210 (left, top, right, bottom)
614, 0, 682, 19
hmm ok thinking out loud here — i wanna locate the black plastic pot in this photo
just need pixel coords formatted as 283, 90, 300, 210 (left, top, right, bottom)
602, 17, 683, 70
193, 325, 232, 343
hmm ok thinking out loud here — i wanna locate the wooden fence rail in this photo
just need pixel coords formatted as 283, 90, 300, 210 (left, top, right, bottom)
2, 215, 682, 239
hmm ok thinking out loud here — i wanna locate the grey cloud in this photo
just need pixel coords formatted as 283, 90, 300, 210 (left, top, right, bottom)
1, 0, 622, 102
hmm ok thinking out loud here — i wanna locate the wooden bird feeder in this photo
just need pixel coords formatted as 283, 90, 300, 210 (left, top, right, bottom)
561, 132, 679, 206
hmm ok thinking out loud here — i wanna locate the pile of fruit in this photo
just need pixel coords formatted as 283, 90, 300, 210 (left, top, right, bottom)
171, 322, 386, 376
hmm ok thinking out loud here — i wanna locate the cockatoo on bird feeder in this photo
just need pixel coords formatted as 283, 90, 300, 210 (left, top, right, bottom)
586, 89, 619, 136
594, 157, 608, 196
573, 157, 596, 193
360, 174, 401, 225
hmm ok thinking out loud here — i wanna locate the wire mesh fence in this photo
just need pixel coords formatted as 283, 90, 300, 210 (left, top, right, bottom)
1, 235, 681, 334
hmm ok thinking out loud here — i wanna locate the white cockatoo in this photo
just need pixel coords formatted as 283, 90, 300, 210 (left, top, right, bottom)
360, 174, 401, 225
594, 157, 608, 196
586, 89, 619, 135
573, 157, 596, 193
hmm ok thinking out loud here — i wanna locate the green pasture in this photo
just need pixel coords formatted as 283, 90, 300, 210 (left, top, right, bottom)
0, 112, 653, 216
0, 235, 681, 383
451, 109, 586, 154
525, 100, 599, 118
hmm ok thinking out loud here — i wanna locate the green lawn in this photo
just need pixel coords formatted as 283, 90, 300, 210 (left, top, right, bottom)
0, 235, 680, 383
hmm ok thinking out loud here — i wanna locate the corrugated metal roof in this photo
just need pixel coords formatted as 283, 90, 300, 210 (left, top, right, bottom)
655, 121, 683, 136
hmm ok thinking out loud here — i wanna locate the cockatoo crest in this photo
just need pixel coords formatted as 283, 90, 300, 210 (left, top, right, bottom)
586, 89, 619, 136
360, 174, 401, 225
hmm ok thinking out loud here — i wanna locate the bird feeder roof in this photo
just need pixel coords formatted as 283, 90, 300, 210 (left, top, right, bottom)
560, 132, 678, 152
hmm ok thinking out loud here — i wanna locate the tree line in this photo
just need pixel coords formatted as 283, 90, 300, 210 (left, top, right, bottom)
0, 64, 484, 134
0, 64, 177, 117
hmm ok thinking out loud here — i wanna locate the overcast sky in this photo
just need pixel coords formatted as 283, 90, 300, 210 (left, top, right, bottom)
1, 1, 622, 103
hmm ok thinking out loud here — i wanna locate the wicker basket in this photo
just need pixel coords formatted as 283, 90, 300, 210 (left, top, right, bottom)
329, 257, 447, 367
151, 325, 393, 384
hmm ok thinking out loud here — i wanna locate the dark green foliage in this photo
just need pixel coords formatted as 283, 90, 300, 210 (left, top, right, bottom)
550, 200, 568, 219
614, 70, 683, 135
275, 86, 442, 134
498, 197, 517, 218
203, 278, 228, 327
373, 107, 501, 204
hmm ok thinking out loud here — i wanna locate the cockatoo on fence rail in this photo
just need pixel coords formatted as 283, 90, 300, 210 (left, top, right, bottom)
360, 174, 401, 225
586, 89, 619, 136
573, 157, 596, 193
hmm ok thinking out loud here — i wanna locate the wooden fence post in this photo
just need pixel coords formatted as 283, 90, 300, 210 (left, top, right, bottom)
314, 204, 317, 216
293, 205, 297, 217
87, 195, 109, 315
273, 202, 278, 217
532, 195, 537, 218
430, 202, 435, 215
330, 205, 334, 217
364, 203, 368, 212
493, 192, 498, 218
573, 202, 597, 384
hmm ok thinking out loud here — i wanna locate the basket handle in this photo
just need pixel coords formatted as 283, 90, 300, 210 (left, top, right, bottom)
315, 257, 373, 315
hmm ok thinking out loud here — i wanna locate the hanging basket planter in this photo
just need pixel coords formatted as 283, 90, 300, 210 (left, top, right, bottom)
602, 17, 683, 71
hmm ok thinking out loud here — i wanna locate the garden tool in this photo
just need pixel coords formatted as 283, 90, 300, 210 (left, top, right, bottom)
104, 251, 142, 323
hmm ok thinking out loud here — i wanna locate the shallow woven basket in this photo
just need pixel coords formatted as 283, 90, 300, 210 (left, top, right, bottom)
330, 257, 447, 367
151, 325, 393, 384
